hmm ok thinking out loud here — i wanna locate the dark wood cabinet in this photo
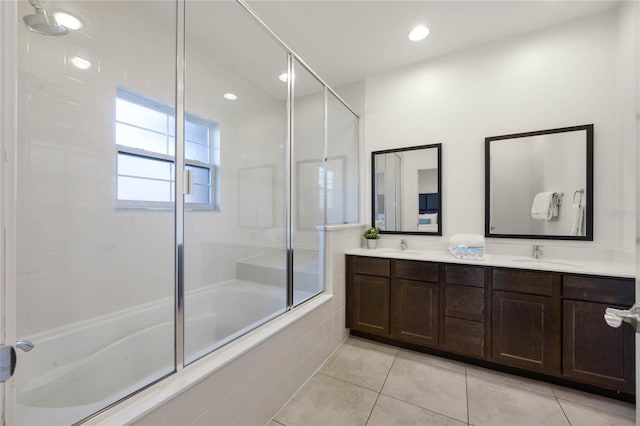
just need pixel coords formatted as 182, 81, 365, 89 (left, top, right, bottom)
391, 278, 438, 347
346, 256, 391, 337
563, 300, 635, 393
561, 275, 635, 393
445, 285, 484, 321
349, 273, 390, 337
444, 317, 484, 357
443, 265, 486, 359
492, 290, 560, 374
346, 255, 635, 398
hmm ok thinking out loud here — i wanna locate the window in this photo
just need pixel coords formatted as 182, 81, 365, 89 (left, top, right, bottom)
115, 87, 220, 209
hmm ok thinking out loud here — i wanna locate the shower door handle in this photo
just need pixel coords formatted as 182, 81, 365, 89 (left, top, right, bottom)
184, 169, 194, 196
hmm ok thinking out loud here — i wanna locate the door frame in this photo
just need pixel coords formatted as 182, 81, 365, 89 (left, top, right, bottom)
0, 0, 18, 424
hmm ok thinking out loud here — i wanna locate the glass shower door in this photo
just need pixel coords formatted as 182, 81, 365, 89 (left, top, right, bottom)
183, 0, 288, 364
291, 60, 326, 306
14, 1, 176, 424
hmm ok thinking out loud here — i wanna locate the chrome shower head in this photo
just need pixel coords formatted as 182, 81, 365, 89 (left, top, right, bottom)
23, 0, 68, 36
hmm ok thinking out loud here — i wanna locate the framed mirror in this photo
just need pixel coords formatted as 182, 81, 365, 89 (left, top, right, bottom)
372, 144, 442, 235
485, 124, 593, 240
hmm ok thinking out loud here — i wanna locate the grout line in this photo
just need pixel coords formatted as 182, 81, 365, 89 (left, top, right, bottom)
551, 383, 635, 421
554, 396, 636, 422
465, 368, 556, 398
465, 368, 470, 425
364, 351, 397, 425
554, 393, 573, 426
382, 393, 470, 425
269, 335, 350, 425
315, 371, 381, 394
346, 337, 400, 357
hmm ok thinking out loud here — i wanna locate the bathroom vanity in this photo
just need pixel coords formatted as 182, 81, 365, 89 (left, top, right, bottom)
345, 251, 635, 398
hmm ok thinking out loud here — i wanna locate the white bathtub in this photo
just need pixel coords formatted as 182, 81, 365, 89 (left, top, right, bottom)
16, 280, 290, 426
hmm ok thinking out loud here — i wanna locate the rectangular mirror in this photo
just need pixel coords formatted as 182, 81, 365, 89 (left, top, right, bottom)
485, 124, 593, 240
372, 144, 442, 235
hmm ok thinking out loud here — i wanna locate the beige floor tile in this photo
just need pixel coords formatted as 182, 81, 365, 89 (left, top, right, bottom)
467, 375, 569, 426
274, 373, 377, 426
320, 341, 396, 391
346, 336, 399, 355
367, 395, 467, 426
552, 385, 635, 420
265, 421, 285, 426
465, 364, 554, 396
396, 349, 467, 374
559, 399, 635, 426
381, 354, 468, 422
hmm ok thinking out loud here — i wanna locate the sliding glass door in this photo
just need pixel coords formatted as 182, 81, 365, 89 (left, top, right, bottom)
183, 0, 288, 364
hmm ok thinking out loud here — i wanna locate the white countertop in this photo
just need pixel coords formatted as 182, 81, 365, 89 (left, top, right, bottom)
345, 248, 636, 279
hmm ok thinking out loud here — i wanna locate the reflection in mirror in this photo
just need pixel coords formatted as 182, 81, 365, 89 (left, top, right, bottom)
372, 144, 442, 235
485, 124, 593, 240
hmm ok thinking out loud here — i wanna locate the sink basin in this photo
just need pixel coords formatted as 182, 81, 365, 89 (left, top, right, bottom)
512, 258, 582, 269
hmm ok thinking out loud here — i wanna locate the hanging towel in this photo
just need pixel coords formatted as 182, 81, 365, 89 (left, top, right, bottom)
531, 192, 555, 221
570, 199, 585, 236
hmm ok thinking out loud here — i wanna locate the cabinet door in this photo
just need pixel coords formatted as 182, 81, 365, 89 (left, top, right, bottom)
492, 291, 559, 374
563, 300, 635, 393
391, 279, 438, 347
350, 274, 390, 336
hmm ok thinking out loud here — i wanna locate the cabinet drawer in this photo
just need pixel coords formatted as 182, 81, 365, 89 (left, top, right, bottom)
563, 275, 634, 306
394, 260, 438, 282
492, 268, 555, 296
349, 256, 390, 277
446, 265, 485, 287
444, 317, 485, 358
445, 285, 484, 321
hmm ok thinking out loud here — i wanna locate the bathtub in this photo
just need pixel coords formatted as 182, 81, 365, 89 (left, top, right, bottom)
16, 280, 293, 426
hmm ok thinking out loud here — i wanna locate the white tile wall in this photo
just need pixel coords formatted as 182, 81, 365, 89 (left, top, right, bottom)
129, 225, 363, 426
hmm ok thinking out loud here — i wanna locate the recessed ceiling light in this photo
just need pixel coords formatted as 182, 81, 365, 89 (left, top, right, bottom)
54, 12, 83, 30
70, 56, 91, 70
278, 72, 295, 83
408, 25, 430, 42
223, 93, 237, 100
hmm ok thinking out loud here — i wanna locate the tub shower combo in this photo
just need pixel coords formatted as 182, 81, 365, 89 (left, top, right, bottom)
13, 0, 359, 424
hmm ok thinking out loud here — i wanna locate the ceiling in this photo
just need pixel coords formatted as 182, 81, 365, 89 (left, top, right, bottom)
246, 0, 620, 88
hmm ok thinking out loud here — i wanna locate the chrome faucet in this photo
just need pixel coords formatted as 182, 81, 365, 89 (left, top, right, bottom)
532, 245, 544, 259
400, 239, 408, 251
16, 339, 35, 352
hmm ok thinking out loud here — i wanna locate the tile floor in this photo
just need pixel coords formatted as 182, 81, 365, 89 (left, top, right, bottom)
268, 337, 636, 426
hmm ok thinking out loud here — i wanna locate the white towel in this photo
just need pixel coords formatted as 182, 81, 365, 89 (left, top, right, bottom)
570, 200, 585, 236
448, 234, 485, 251
531, 192, 554, 221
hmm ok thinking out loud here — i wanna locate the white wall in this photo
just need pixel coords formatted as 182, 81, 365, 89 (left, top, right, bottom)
418, 169, 438, 194
364, 8, 633, 259
614, 1, 638, 265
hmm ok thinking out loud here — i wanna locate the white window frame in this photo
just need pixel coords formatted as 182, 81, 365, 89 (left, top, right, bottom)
115, 87, 220, 210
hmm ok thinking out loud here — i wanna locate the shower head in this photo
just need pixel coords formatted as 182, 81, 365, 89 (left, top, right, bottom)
23, 0, 68, 36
